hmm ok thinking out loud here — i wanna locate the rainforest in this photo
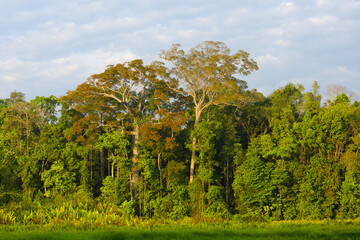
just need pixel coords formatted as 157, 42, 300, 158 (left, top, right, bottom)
1, 42, 360, 232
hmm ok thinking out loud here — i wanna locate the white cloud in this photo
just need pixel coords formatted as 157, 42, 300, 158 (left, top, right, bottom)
0, 58, 23, 71
276, 39, 292, 47
341, 0, 360, 11
257, 53, 282, 65
3, 75, 17, 83
0, 49, 139, 99
0, 0, 359, 100
315, 0, 329, 7
155, 33, 171, 42
308, 15, 338, 26
176, 29, 199, 39
266, 27, 284, 36
278, 2, 296, 15
320, 66, 360, 83
285, 66, 360, 99
225, 7, 253, 24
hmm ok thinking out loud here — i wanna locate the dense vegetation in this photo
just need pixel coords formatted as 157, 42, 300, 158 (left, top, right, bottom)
2, 221, 360, 240
1, 41, 360, 225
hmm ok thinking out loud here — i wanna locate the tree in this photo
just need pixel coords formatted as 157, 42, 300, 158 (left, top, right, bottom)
61, 78, 118, 182
0, 93, 60, 201
96, 127, 130, 181
325, 84, 358, 104
159, 41, 258, 183
86, 59, 157, 200
140, 86, 186, 189
299, 81, 321, 114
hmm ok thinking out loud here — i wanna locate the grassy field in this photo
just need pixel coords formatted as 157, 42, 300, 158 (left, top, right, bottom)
1, 221, 360, 240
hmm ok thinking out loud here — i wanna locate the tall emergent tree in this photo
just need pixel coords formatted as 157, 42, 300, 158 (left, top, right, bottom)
159, 41, 258, 183
86, 59, 157, 199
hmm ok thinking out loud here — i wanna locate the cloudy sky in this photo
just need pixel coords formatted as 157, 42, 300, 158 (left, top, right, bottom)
0, 0, 359, 100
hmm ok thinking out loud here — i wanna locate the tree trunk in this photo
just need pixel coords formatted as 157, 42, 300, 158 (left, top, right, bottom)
111, 158, 114, 180
279, 187, 284, 220
189, 108, 201, 183
129, 171, 132, 201
108, 152, 111, 177
90, 150, 93, 184
189, 136, 197, 183
158, 153, 162, 188
131, 120, 140, 199
100, 148, 105, 180
117, 161, 120, 179
226, 155, 229, 204
144, 181, 146, 217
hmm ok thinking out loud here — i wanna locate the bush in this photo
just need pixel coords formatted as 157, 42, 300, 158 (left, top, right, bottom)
119, 200, 135, 219
100, 176, 122, 205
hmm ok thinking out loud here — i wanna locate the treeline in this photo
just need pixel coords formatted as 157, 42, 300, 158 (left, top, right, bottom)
1, 41, 360, 222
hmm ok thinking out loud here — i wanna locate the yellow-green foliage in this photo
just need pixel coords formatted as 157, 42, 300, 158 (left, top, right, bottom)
0, 200, 137, 226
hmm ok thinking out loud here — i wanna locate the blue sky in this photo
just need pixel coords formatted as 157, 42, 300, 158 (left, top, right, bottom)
0, 0, 359, 100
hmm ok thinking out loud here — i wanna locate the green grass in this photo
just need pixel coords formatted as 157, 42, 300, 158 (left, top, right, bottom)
1, 222, 360, 240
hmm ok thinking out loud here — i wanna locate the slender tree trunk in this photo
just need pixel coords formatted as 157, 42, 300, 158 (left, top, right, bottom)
26, 129, 30, 157
226, 155, 229, 204
279, 187, 284, 220
144, 182, 146, 218
100, 148, 105, 180
42, 159, 46, 193
158, 152, 162, 188
108, 153, 111, 177
129, 171, 132, 201
90, 149, 93, 184
117, 161, 120, 179
26, 113, 30, 157
41, 159, 45, 174
131, 120, 140, 199
81, 155, 89, 190
189, 109, 201, 183
189, 136, 197, 183
111, 161, 114, 180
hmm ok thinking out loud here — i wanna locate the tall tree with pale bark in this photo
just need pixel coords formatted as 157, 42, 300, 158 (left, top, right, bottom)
159, 41, 258, 183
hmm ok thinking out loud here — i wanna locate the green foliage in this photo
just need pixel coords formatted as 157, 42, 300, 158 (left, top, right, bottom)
41, 160, 76, 197
119, 200, 135, 219
100, 176, 123, 205
1, 44, 360, 223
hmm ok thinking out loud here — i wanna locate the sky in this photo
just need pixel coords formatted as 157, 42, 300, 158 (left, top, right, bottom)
0, 0, 359, 100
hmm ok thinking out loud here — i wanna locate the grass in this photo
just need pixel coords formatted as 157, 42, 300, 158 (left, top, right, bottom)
2, 199, 360, 239
1, 221, 360, 240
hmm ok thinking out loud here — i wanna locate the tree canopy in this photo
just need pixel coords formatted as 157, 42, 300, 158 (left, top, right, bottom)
1, 42, 360, 223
